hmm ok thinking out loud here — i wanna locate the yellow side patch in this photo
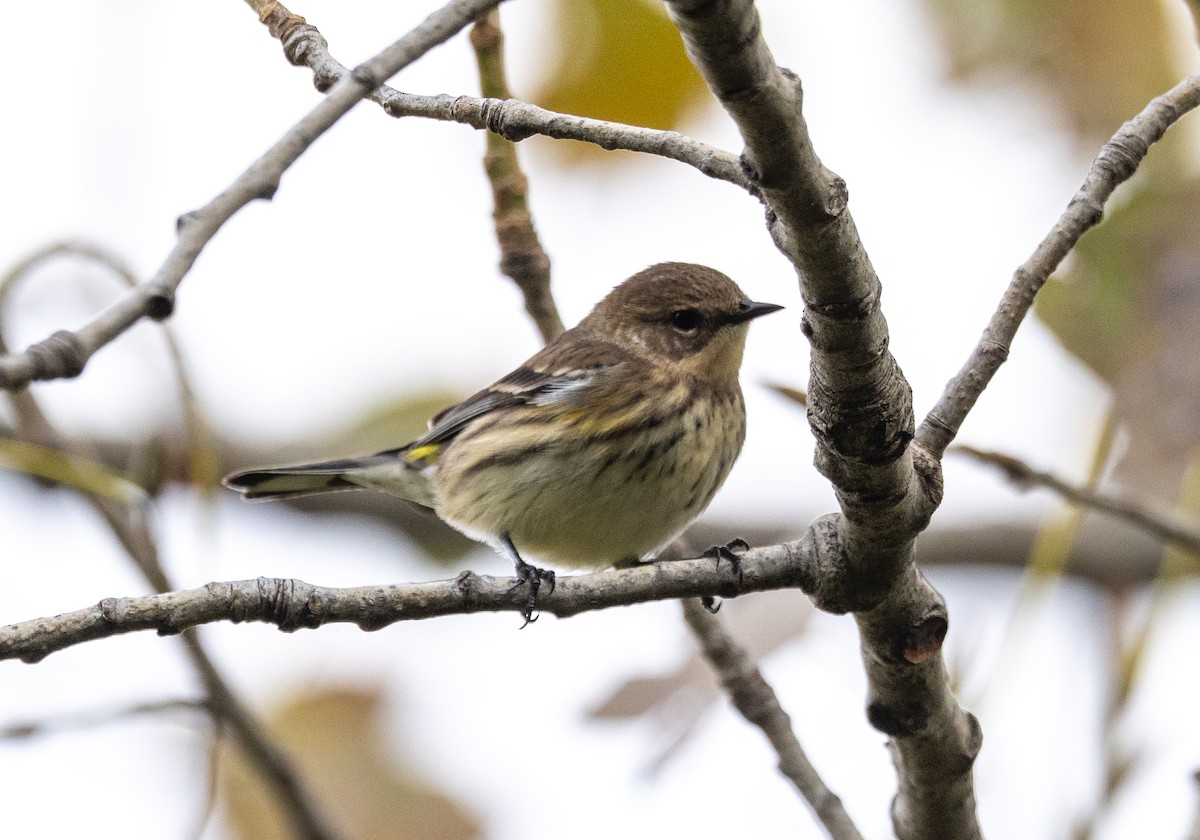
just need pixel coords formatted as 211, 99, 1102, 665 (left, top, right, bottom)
405, 443, 442, 465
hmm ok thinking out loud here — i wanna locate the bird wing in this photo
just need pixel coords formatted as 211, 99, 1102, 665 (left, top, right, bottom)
403, 334, 628, 453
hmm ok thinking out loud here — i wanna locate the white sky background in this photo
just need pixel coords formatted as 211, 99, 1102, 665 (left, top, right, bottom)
1, 1, 1199, 839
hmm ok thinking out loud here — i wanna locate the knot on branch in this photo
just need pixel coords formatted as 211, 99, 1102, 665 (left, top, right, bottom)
350, 63, 380, 91
799, 514, 882, 614
476, 98, 535, 143
26, 330, 86, 381
1097, 136, 1148, 182
145, 286, 175, 320
209, 578, 322, 632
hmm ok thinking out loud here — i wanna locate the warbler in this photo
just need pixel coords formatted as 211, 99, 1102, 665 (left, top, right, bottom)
224, 262, 781, 620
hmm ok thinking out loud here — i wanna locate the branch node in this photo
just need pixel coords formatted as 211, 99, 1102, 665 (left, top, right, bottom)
901, 611, 948, 664
350, 63, 379, 90
454, 570, 482, 605
866, 700, 922, 738
27, 330, 86, 381
145, 288, 175, 321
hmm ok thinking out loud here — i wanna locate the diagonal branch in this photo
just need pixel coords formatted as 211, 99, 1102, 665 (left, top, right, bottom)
917, 71, 1200, 459
956, 445, 1200, 558
681, 598, 863, 840
0, 0, 506, 392
249, 1, 750, 190
1, 246, 340, 839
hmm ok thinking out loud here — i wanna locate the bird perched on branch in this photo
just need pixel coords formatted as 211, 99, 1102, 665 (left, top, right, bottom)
224, 262, 782, 622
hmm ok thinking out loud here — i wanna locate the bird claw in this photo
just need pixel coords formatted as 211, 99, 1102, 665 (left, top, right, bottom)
702, 537, 749, 582
510, 558, 555, 628
501, 533, 554, 627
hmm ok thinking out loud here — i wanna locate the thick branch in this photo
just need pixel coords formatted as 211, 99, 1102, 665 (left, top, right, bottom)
664, 0, 932, 550
662, 3, 975, 837
0, 543, 819, 664
251, 1, 750, 189
917, 71, 1200, 458
681, 599, 863, 840
0, 0, 504, 391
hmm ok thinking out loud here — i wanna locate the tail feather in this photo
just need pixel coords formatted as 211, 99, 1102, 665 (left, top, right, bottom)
223, 465, 364, 501
223, 451, 434, 505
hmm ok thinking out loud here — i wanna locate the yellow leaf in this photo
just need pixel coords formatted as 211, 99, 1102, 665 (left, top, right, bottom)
0, 438, 147, 504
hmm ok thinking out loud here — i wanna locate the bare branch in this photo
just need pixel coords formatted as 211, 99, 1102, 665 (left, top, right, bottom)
1190, 769, 1200, 840
681, 599, 863, 840
956, 445, 1200, 558
249, 1, 750, 189
470, 10, 563, 342
0, 0, 505, 391
917, 71, 1200, 458
661, 3, 977, 837
0, 698, 211, 740
0, 543, 819, 663
1, 247, 340, 839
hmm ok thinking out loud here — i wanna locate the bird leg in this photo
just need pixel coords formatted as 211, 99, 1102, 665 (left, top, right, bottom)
500, 533, 555, 628
699, 537, 749, 612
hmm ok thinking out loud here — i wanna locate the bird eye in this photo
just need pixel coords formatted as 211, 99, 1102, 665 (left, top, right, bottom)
669, 309, 703, 332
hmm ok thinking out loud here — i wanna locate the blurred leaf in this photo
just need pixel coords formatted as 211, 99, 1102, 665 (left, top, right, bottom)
588, 591, 811, 776
923, 0, 1183, 152
342, 392, 463, 452
534, 0, 709, 161
220, 685, 480, 840
0, 437, 147, 504
1037, 180, 1200, 495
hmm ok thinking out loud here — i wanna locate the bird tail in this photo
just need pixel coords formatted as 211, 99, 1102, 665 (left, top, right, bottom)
223, 450, 435, 506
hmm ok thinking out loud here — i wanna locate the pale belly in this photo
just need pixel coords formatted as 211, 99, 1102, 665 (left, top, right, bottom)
434, 396, 745, 568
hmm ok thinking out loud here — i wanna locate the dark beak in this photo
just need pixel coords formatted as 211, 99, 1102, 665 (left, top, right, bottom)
725, 298, 784, 325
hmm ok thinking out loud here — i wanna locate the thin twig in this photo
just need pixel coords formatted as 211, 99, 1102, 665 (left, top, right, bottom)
0, 240, 220, 490
681, 599, 863, 840
1189, 769, 1200, 840
249, 0, 750, 190
0, 698, 211, 740
470, 10, 563, 342
917, 71, 1200, 459
0, 0, 506, 391
0, 542, 819, 663
0, 248, 341, 839
956, 445, 1200, 558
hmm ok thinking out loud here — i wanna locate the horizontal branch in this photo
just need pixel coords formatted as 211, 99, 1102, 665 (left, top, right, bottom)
253, 2, 751, 189
917, 70, 1200, 458
0, 542, 817, 664
0, 0, 505, 391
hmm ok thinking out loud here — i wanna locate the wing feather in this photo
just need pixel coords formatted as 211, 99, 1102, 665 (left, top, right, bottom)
411, 333, 627, 449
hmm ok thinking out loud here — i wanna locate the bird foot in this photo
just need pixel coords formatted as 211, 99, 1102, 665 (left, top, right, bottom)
510, 557, 556, 628
500, 533, 555, 628
702, 537, 749, 581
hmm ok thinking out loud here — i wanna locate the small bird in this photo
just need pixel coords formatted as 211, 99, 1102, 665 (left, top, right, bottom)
224, 262, 782, 621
